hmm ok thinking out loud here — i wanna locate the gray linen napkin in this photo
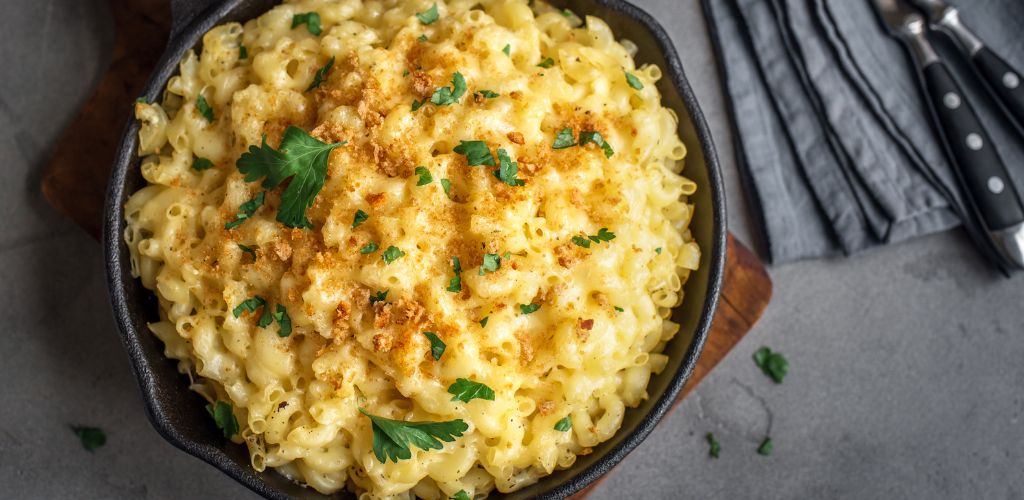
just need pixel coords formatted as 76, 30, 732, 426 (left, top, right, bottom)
705, 0, 1024, 263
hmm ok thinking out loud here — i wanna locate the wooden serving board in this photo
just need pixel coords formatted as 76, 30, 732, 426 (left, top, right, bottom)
40, 1, 772, 497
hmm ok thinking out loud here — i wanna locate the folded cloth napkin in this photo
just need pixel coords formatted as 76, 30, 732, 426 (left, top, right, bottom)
704, 0, 1024, 264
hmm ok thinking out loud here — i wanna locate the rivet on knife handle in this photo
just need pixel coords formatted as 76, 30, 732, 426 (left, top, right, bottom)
922, 61, 1024, 231
969, 47, 1024, 130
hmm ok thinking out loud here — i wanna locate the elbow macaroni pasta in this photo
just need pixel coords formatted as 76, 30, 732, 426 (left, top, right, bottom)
124, 0, 699, 498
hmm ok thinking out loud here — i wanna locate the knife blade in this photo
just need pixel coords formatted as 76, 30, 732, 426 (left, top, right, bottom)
871, 0, 1024, 269
907, 0, 1024, 131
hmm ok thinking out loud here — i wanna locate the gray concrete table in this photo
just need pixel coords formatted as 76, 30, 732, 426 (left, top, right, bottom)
2, 0, 1022, 498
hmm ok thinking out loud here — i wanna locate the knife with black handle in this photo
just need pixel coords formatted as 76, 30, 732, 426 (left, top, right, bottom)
872, 0, 1024, 269
909, 0, 1024, 131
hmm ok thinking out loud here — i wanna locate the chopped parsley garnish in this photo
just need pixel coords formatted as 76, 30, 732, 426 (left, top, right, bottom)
360, 242, 379, 254
192, 156, 214, 171
412, 99, 425, 111
554, 416, 572, 432
757, 437, 773, 456
479, 316, 489, 327
238, 243, 257, 260
415, 166, 433, 185
475, 90, 499, 99
417, 34, 428, 43
71, 426, 106, 452
452, 491, 471, 500
656, 247, 663, 254
706, 432, 720, 458
196, 95, 214, 122
447, 256, 462, 292
233, 296, 271, 327
430, 72, 468, 106
416, 3, 439, 24
502, 44, 511, 56
493, 148, 524, 186
136, 96, 148, 104
369, 290, 389, 305
207, 401, 240, 438
454, 140, 495, 166
402, 69, 410, 77
753, 347, 788, 383
572, 228, 615, 248
422, 332, 446, 360
239, 45, 248, 59
478, 253, 501, 275
579, 131, 614, 158
440, 178, 453, 198
552, 127, 576, 149
519, 303, 540, 315
224, 191, 264, 229
292, 12, 322, 36
537, 57, 555, 68
273, 304, 292, 337
236, 126, 346, 228
359, 408, 468, 464
352, 209, 369, 228
614, 306, 625, 312
447, 378, 495, 403
382, 246, 406, 264
306, 56, 335, 92
625, 71, 644, 90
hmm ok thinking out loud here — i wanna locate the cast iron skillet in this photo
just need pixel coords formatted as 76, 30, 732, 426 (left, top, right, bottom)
103, 0, 726, 497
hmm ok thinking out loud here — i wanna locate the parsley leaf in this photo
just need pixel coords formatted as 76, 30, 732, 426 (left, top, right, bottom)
232, 296, 266, 319
415, 166, 433, 186
537, 57, 555, 68
614, 306, 625, 312
554, 416, 572, 432
359, 408, 468, 463
552, 127, 576, 149
479, 316, 489, 327
360, 242, 379, 254
656, 247, 663, 254
579, 130, 614, 158
562, 8, 574, 17
257, 303, 273, 328
706, 432, 720, 458
370, 290, 389, 305
454, 140, 495, 166
590, 228, 615, 243
352, 209, 369, 228
192, 156, 214, 171
422, 332, 446, 360
382, 246, 406, 264
447, 256, 462, 292
757, 437, 773, 456
196, 95, 214, 122
402, 68, 410, 77
207, 401, 240, 438
412, 99, 425, 111
447, 378, 495, 403
71, 426, 106, 452
236, 126, 346, 228
417, 34, 428, 43
571, 236, 591, 248
519, 303, 540, 315
502, 44, 511, 56
416, 3, 439, 24
292, 12, 322, 36
452, 491, 471, 500
478, 253, 501, 275
625, 71, 644, 90
238, 243, 257, 260
440, 178, 453, 198
430, 72, 468, 106
306, 56, 335, 92
273, 304, 292, 337
239, 45, 248, 59
753, 347, 788, 383
475, 90, 499, 99
493, 148, 524, 186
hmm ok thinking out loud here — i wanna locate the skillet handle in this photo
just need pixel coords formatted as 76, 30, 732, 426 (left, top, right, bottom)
170, 0, 220, 40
